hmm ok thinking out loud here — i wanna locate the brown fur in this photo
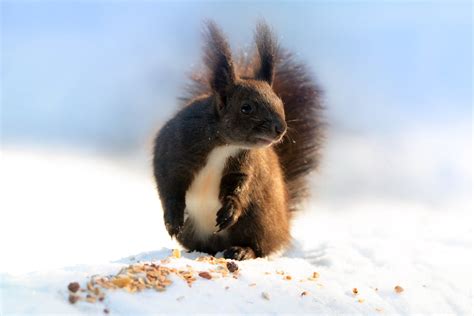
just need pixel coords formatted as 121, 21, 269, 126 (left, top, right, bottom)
153, 21, 323, 260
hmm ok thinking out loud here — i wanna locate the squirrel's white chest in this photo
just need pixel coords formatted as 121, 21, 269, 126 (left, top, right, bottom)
185, 145, 240, 239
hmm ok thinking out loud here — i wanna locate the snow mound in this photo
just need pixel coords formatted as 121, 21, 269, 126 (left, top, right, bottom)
0, 149, 471, 315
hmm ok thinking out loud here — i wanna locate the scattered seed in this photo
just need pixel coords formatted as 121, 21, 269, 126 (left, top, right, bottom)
112, 277, 132, 288
226, 261, 239, 273
284, 275, 292, 280
249, 283, 257, 287
67, 282, 80, 293
103, 308, 109, 314
68, 294, 79, 304
172, 249, 181, 259
86, 294, 97, 303
198, 272, 212, 280
87, 281, 94, 290
308, 272, 320, 281
394, 285, 404, 293
262, 291, 270, 300
301, 291, 309, 296
353, 288, 358, 295
93, 287, 101, 296
358, 299, 364, 303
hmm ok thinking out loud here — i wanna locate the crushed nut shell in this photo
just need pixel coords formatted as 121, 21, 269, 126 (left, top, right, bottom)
262, 291, 271, 300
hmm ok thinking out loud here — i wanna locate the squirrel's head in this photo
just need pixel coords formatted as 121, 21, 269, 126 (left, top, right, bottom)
204, 21, 287, 148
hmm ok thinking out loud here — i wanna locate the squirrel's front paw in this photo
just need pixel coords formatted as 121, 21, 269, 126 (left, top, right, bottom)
215, 197, 241, 232
164, 213, 184, 238
165, 221, 183, 237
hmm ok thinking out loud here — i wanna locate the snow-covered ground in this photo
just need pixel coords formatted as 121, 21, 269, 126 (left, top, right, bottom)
0, 149, 471, 315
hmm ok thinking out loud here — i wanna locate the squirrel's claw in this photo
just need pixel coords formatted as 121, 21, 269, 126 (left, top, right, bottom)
165, 218, 184, 238
215, 199, 239, 233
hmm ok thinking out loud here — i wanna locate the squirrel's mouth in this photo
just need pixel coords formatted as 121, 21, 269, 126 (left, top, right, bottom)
252, 135, 279, 147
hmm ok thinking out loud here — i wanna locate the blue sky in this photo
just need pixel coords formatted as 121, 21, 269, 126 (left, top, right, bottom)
1, 1, 471, 206
1, 1, 472, 150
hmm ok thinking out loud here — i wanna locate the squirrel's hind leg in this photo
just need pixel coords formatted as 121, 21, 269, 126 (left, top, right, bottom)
223, 246, 256, 260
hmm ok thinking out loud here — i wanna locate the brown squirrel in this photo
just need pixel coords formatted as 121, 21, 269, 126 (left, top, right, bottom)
153, 21, 323, 260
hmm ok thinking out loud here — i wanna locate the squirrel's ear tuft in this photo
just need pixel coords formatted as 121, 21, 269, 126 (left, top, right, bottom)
254, 21, 278, 86
203, 20, 236, 106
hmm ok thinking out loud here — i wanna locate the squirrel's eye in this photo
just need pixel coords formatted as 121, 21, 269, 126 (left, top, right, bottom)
240, 103, 253, 114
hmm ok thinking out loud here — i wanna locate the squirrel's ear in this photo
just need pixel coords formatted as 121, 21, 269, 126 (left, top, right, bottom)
203, 21, 236, 107
254, 21, 278, 86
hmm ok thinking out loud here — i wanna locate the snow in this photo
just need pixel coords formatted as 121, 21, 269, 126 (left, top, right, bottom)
0, 148, 472, 315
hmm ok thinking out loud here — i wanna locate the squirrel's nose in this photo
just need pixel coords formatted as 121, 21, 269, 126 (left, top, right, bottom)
273, 120, 287, 137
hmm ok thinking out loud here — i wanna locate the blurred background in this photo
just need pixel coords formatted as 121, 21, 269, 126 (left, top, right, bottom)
0, 1, 471, 271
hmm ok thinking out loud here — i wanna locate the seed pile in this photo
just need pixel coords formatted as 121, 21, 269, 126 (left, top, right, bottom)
66, 250, 240, 307
66, 249, 403, 314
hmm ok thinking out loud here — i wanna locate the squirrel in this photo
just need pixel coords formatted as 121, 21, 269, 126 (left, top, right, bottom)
153, 21, 324, 260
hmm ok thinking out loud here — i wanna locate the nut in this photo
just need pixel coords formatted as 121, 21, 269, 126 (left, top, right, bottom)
67, 282, 80, 293
68, 294, 79, 304
198, 271, 212, 280
226, 261, 239, 273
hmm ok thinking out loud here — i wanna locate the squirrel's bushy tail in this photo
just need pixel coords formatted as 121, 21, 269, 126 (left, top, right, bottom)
181, 21, 324, 212
272, 51, 324, 211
